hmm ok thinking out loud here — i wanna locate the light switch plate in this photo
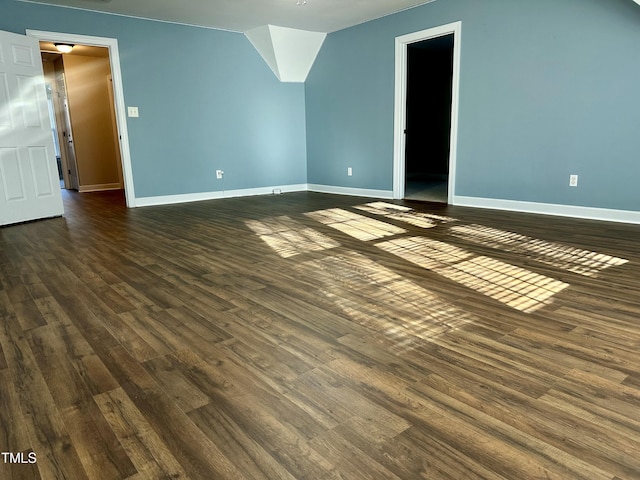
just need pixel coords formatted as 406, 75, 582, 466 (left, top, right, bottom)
127, 106, 139, 118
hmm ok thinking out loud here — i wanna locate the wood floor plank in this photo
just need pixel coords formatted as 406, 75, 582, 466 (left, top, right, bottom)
403, 380, 614, 480
374, 426, 510, 480
32, 296, 73, 328
0, 449, 41, 480
0, 370, 31, 456
1, 189, 639, 479
13, 299, 47, 331
502, 328, 633, 380
84, 281, 137, 315
310, 427, 404, 480
228, 305, 339, 365
548, 369, 640, 423
94, 387, 189, 480
0, 339, 7, 370
142, 355, 211, 413
24, 323, 133, 478
64, 283, 160, 362
117, 309, 179, 358
417, 372, 640, 479
190, 401, 334, 480
196, 343, 330, 441
82, 337, 244, 480
188, 402, 299, 480
61, 401, 137, 479
0, 312, 89, 479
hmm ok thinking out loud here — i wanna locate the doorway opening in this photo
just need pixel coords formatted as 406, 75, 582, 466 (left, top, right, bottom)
27, 30, 136, 207
405, 34, 453, 202
393, 22, 461, 204
40, 44, 119, 193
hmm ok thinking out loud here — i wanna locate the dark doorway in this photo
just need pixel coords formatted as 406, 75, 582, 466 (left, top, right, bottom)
404, 33, 454, 202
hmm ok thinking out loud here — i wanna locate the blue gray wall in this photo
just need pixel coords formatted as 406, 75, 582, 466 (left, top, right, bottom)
306, 0, 640, 211
1, 0, 307, 198
3, 0, 640, 212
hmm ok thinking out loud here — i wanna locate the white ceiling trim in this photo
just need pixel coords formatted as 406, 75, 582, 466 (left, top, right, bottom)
17, 0, 436, 34
19, 0, 242, 32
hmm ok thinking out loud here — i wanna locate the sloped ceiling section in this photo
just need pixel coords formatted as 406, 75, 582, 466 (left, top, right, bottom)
245, 25, 326, 83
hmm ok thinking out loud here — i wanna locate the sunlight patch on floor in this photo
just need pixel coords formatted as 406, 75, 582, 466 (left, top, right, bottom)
355, 202, 457, 229
450, 224, 628, 277
375, 236, 473, 269
245, 216, 339, 258
297, 251, 473, 353
376, 237, 569, 313
305, 208, 406, 241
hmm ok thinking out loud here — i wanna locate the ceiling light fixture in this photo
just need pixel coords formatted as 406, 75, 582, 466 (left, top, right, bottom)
296, 0, 307, 5
54, 43, 74, 53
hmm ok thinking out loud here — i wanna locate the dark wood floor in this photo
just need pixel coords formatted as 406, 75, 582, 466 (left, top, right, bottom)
1, 190, 640, 479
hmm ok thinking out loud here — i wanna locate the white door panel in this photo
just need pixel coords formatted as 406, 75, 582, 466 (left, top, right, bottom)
0, 29, 63, 226
0, 148, 26, 200
0, 74, 11, 127
29, 146, 56, 196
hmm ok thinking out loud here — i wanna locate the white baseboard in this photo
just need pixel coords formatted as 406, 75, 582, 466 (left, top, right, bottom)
79, 183, 122, 193
453, 195, 640, 225
135, 184, 307, 208
134, 187, 639, 225
307, 184, 393, 199
221, 183, 307, 199
136, 191, 223, 207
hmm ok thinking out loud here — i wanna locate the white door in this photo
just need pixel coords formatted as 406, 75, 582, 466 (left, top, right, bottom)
0, 29, 64, 226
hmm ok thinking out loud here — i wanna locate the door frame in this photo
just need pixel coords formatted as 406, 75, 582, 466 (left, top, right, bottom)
392, 21, 461, 202
51, 66, 80, 190
48, 74, 74, 190
43, 77, 72, 188
106, 74, 125, 188
26, 30, 136, 207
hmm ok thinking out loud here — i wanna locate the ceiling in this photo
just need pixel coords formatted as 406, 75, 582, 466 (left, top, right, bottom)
21, 0, 435, 33
39, 41, 109, 57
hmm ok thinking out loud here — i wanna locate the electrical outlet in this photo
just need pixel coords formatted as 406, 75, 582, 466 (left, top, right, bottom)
216, 170, 224, 179
347, 167, 353, 176
569, 174, 578, 187
272, 188, 282, 195
127, 106, 139, 118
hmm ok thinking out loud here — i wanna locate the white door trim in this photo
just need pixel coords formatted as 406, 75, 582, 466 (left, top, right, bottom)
26, 30, 137, 207
393, 21, 461, 203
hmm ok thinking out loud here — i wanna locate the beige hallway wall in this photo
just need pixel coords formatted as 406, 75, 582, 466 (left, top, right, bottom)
63, 54, 122, 191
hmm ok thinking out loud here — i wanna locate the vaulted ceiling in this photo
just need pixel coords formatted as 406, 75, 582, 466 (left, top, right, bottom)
20, 0, 435, 33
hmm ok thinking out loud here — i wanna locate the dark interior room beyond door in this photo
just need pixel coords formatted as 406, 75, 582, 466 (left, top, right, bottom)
404, 33, 454, 203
